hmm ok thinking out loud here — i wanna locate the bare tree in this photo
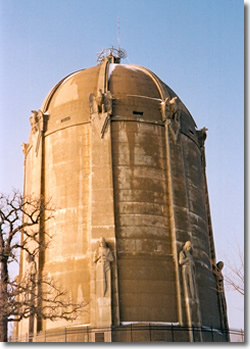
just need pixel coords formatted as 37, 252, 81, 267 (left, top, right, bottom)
0, 191, 84, 342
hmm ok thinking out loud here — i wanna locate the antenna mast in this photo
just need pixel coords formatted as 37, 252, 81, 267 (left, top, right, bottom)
96, 17, 127, 63
117, 16, 120, 51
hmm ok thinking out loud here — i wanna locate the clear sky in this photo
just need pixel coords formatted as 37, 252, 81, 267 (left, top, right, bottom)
0, 0, 244, 333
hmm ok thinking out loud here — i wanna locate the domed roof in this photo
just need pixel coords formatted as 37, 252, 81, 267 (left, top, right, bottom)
40, 58, 196, 134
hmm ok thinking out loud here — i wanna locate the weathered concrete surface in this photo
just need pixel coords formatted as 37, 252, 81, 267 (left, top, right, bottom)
111, 121, 177, 322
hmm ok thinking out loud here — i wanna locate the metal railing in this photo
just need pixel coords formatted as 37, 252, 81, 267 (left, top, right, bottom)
9, 325, 244, 343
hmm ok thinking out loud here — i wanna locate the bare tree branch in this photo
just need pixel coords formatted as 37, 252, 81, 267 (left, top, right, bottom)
224, 244, 244, 296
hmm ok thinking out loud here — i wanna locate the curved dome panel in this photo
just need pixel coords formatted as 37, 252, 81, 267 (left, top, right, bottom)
42, 66, 101, 133
108, 64, 162, 98
108, 64, 195, 125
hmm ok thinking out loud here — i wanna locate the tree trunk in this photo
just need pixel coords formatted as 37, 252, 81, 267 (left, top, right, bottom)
0, 316, 8, 342
0, 259, 9, 342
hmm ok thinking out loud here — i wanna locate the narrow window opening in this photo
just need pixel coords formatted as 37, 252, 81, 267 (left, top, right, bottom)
61, 116, 71, 123
189, 129, 194, 134
133, 111, 144, 116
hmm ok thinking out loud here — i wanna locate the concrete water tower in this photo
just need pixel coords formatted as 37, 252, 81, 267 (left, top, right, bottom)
17, 49, 229, 342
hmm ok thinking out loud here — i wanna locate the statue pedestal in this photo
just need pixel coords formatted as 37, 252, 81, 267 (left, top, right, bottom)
96, 295, 112, 328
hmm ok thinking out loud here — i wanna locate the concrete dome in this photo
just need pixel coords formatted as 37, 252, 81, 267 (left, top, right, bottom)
40, 63, 196, 135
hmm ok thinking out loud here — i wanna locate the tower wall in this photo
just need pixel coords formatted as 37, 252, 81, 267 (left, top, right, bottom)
111, 120, 177, 322
43, 124, 91, 329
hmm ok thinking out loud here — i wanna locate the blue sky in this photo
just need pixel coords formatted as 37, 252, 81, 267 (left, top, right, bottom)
0, 0, 244, 332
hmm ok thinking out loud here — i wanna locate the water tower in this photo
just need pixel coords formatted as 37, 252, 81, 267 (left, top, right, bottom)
17, 49, 229, 342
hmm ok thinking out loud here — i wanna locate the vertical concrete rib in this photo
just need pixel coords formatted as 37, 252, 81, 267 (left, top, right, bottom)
90, 58, 120, 326
165, 123, 183, 325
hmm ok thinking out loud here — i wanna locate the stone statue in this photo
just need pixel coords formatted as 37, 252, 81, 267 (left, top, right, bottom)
197, 127, 208, 148
216, 261, 225, 292
94, 237, 114, 297
26, 254, 37, 284
29, 110, 39, 134
161, 96, 178, 120
161, 96, 181, 143
96, 89, 112, 115
179, 241, 202, 338
179, 241, 197, 301
103, 91, 112, 114
89, 93, 98, 116
89, 90, 112, 137
28, 109, 47, 156
97, 89, 105, 113
216, 261, 228, 329
21, 142, 29, 157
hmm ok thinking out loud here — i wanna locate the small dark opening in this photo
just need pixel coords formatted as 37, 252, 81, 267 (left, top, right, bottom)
95, 332, 105, 342
189, 129, 194, 134
61, 116, 71, 123
133, 111, 144, 116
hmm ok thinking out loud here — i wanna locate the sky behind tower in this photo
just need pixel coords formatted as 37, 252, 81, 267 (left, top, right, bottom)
0, 0, 244, 333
